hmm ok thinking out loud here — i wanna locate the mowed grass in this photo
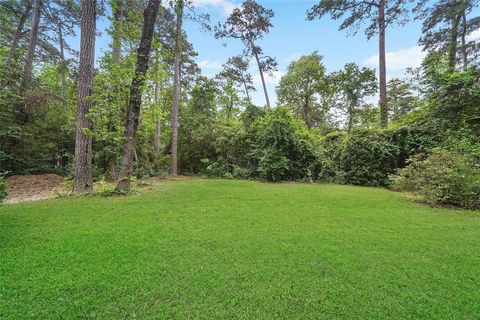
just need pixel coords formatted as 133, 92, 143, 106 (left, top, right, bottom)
1, 179, 479, 319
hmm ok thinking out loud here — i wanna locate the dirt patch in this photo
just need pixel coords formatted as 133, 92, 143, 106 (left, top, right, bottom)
5, 174, 64, 204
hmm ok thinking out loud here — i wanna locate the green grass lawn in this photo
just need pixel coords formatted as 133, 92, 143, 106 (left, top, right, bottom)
1, 179, 479, 319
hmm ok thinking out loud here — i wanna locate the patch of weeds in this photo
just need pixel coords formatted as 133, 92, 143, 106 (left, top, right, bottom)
53, 178, 73, 198
0, 173, 9, 204
136, 179, 153, 188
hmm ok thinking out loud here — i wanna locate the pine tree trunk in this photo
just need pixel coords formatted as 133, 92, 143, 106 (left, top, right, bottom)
461, 11, 468, 69
449, 12, 461, 71
73, 0, 96, 192
254, 52, 271, 108
116, 0, 160, 191
107, 0, 123, 181
5, 0, 33, 69
111, 0, 123, 64
154, 82, 161, 154
171, 0, 183, 177
155, 119, 161, 154
58, 20, 67, 109
21, 0, 42, 90
378, 0, 388, 129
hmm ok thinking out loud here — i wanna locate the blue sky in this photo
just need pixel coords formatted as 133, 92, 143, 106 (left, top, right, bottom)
83, 0, 480, 106
185, 0, 480, 106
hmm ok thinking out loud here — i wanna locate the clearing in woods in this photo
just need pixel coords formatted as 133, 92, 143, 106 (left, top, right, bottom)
1, 179, 479, 318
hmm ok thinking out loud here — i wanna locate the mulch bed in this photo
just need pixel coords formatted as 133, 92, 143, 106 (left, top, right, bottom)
5, 174, 64, 204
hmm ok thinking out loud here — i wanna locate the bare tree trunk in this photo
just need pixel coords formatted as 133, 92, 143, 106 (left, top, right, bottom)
73, 0, 96, 192
116, 0, 160, 191
57, 20, 67, 109
378, 0, 387, 129
254, 52, 271, 108
21, 0, 42, 90
461, 11, 468, 69
171, 0, 183, 177
5, 0, 33, 69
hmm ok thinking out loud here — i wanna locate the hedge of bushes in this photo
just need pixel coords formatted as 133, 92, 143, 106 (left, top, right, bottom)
199, 107, 435, 186
192, 105, 479, 210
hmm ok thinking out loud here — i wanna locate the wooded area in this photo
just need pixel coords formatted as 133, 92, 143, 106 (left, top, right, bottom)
1, 0, 479, 209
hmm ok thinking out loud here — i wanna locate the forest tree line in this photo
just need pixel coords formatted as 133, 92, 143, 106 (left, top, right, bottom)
0, 0, 479, 208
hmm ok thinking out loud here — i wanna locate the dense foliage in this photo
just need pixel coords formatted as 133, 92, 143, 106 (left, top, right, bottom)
391, 150, 480, 210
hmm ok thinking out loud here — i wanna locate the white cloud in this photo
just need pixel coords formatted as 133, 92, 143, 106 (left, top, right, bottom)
467, 28, 480, 42
198, 59, 222, 70
253, 70, 285, 86
192, 0, 238, 15
363, 46, 427, 70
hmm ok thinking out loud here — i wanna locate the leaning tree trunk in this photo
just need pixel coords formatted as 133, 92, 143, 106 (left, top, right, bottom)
57, 20, 67, 109
254, 52, 271, 109
21, 0, 42, 90
171, 0, 183, 177
5, 0, 33, 69
378, 0, 388, 129
73, 0, 96, 192
116, 0, 160, 191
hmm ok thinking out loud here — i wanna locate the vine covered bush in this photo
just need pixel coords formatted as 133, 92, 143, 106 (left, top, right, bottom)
203, 107, 323, 182
250, 107, 323, 182
339, 131, 399, 186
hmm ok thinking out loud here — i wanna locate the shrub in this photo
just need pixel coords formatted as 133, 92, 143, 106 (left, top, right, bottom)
391, 149, 480, 210
316, 128, 430, 187
201, 158, 234, 179
0, 175, 7, 204
257, 148, 290, 181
